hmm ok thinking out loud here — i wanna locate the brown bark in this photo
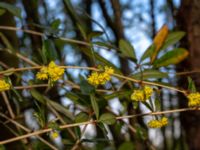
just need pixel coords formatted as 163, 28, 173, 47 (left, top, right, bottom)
177, 0, 200, 149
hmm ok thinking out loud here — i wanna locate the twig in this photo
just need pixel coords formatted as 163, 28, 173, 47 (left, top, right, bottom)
0, 113, 58, 150
0, 107, 199, 145
1, 92, 15, 119
0, 66, 187, 94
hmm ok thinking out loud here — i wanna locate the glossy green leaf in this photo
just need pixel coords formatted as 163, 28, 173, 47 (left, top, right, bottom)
161, 31, 185, 50
119, 39, 137, 62
140, 44, 155, 63
75, 112, 89, 123
90, 94, 99, 119
132, 69, 168, 80
0, 2, 21, 18
153, 48, 189, 67
99, 113, 116, 125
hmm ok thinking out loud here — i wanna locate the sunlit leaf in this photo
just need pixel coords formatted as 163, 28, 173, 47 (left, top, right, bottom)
161, 31, 185, 50
153, 48, 189, 67
99, 113, 116, 125
151, 25, 169, 63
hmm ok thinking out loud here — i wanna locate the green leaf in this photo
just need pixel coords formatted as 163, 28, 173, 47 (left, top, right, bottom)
79, 75, 95, 95
188, 77, 196, 93
119, 39, 137, 62
92, 41, 115, 49
89, 31, 104, 39
30, 89, 46, 103
118, 142, 134, 150
140, 44, 155, 63
161, 31, 185, 50
90, 94, 99, 119
153, 48, 189, 68
0, 8, 5, 16
75, 112, 89, 123
99, 113, 116, 125
0, 2, 21, 18
51, 19, 61, 30
31, 89, 74, 120
136, 125, 148, 140
132, 69, 168, 80
42, 39, 58, 63
154, 98, 161, 111
103, 90, 132, 100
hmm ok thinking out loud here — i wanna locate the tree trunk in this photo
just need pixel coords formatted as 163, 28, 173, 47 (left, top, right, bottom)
177, 0, 200, 149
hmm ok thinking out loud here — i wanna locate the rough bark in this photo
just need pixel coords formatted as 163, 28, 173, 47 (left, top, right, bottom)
177, 0, 200, 149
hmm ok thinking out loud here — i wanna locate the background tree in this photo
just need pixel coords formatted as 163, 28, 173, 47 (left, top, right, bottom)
0, 0, 199, 150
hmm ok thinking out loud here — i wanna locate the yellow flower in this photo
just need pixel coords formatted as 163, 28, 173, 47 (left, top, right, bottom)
36, 61, 64, 82
147, 117, 168, 128
131, 90, 145, 101
87, 66, 114, 86
131, 86, 153, 101
0, 79, 10, 92
51, 131, 59, 139
36, 67, 48, 80
187, 92, 200, 107
144, 86, 153, 99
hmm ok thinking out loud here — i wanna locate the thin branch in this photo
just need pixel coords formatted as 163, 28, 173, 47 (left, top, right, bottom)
1, 92, 15, 119
0, 113, 58, 150
0, 107, 199, 145
0, 26, 112, 51
0, 66, 187, 94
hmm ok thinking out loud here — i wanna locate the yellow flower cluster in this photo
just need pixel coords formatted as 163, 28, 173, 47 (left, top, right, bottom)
187, 92, 200, 107
131, 86, 153, 101
50, 131, 59, 139
147, 117, 168, 128
36, 61, 64, 82
87, 66, 114, 86
0, 79, 10, 92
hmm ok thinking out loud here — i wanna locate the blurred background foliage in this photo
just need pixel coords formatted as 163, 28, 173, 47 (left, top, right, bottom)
0, 0, 200, 149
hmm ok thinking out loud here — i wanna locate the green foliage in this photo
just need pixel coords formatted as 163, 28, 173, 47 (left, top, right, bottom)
99, 113, 116, 125
188, 77, 196, 93
0, 2, 21, 18
75, 112, 89, 123
118, 142, 135, 150
132, 69, 168, 80
90, 94, 99, 119
153, 48, 188, 67
119, 39, 137, 62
